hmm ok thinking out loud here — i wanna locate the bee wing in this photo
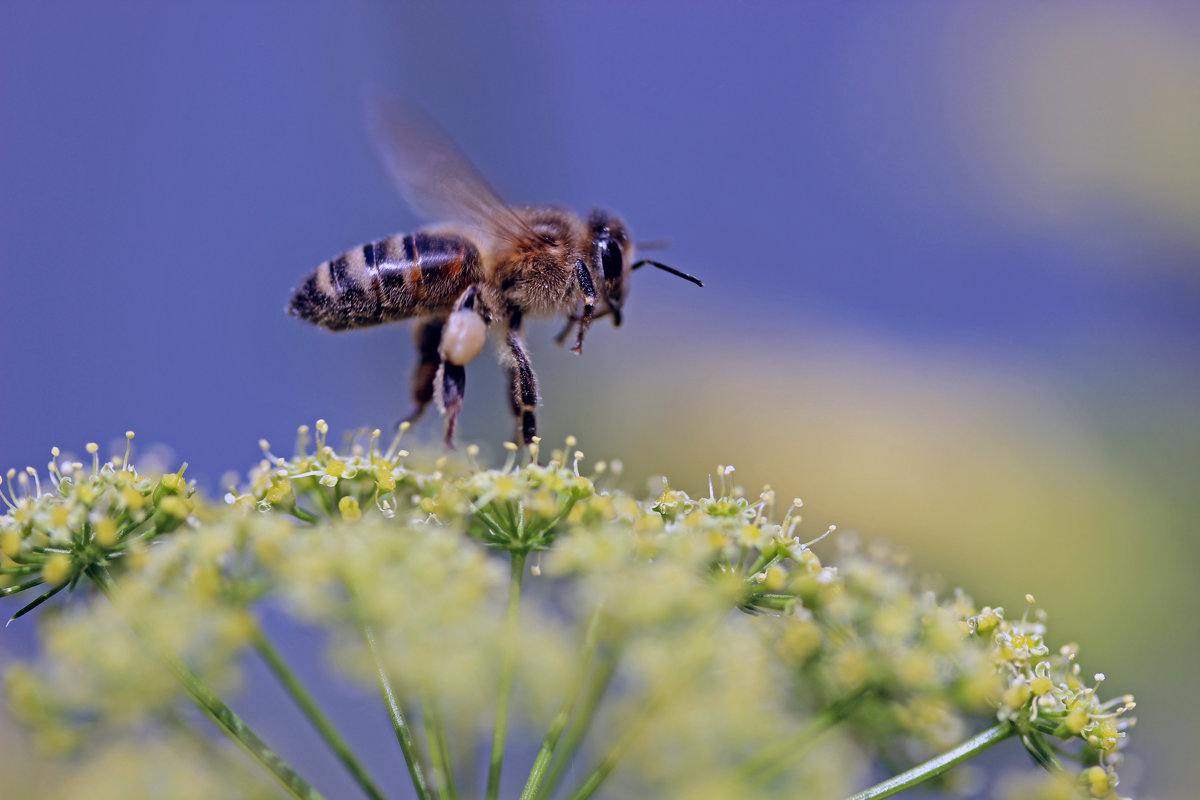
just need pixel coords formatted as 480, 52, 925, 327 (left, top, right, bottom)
367, 94, 539, 248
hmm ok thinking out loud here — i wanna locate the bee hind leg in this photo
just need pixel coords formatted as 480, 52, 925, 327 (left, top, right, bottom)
398, 316, 447, 429
436, 362, 467, 448
435, 287, 491, 448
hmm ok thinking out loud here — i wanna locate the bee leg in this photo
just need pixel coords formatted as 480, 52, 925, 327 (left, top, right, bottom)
501, 316, 540, 445
555, 307, 612, 346
553, 313, 578, 346
436, 361, 467, 448
434, 286, 491, 447
400, 316, 447, 428
571, 258, 597, 354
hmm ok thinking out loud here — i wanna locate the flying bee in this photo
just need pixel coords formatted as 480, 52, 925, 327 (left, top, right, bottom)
288, 97, 702, 446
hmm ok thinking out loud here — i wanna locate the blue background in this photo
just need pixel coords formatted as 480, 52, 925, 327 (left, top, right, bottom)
3, 3, 1198, 797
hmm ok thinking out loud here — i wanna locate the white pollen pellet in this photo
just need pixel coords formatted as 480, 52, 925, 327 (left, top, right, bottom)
442, 310, 487, 366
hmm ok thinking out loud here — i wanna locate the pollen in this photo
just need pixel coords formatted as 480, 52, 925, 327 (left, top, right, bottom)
1064, 707, 1089, 734
338, 496, 362, 522
1002, 681, 1032, 710
94, 518, 120, 548
442, 309, 487, 366
42, 553, 74, 587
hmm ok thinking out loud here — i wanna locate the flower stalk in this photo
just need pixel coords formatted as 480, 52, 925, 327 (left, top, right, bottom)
422, 697, 458, 800
535, 649, 619, 800
364, 623, 434, 800
250, 622, 389, 800
519, 601, 606, 800
88, 566, 327, 800
486, 549, 528, 800
841, 722, 1016, 800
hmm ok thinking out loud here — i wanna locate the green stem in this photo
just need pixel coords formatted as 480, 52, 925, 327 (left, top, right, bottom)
289, 504, 320, 524
473, 508, 510, 544
309, 476, 337, 517
740, 696, 858, 784
525, 499, 578, 544
0, 575, 44, 596
363, 623, 434, 800
536, 651, 619, 800
88, 568, 326, 800
486, 550, 528, 800
519, 602, 606, 800
1020, 730, 1069, 775
422, 696, 458, 800
841, 722, 1016, 800
0, 564, 42, 575
743, 549, 783, 579
251, 622, 390, 800
564, 699, 658, 800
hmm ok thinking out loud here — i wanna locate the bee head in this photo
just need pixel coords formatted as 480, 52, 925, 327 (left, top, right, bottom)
587, 210, 634, 327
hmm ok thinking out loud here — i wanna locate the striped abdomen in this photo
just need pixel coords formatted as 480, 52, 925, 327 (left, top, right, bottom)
289, 232, 482, 331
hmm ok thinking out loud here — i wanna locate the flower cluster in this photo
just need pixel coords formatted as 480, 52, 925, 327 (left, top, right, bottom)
0, 424, 1138, 800
0, 433, 194, 621
230, 420, 429, 522
978, 601, 1136, 798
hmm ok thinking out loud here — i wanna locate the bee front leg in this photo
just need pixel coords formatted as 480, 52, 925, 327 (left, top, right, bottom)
501, 315, 540, 445
553, 312, 579, 346
571, 258, 597, 354
554, 307, 613, 347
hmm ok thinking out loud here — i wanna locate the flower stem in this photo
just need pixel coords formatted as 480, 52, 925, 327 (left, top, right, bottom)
251, 621, 390, 800
841, 722, 1016, 800
740, 695, 860, 785
88, 567, 327, 800
564, 699, 658, 800
422, 696, 458, 800
519, 602, 606, 800
535, 651, 619, 800
486, 550, 528, 800
289, 504, 319, 524
363, 623, 434, 800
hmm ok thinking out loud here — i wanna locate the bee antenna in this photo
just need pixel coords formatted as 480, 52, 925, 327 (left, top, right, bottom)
631, 260, 703, 287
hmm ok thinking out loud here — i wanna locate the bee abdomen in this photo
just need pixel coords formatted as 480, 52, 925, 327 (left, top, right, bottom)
289, 232, 481, 331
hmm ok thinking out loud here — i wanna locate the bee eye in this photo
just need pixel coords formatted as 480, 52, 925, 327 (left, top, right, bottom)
541, 234, 556, 246
599, 239, 623, 282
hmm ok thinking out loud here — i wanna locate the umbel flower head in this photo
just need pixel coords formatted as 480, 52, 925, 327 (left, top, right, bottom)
0, 432, 194, 622
1, 423, 1137, 800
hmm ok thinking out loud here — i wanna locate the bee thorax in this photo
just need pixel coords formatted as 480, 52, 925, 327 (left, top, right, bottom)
441, 310, 488, 366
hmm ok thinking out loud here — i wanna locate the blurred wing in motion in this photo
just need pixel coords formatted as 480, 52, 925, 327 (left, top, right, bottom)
367, 93, 539, 249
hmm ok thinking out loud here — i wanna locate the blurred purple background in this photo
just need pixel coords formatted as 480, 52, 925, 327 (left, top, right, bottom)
3, 2, 1198, 797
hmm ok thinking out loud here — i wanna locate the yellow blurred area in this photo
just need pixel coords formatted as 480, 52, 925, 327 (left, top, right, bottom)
963, 2, 1200, 277
562, 333, 1186, 620
550, 325, 1197, 794
0, 713, 46, 794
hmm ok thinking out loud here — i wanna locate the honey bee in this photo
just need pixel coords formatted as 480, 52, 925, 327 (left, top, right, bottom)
288, 97, 702, 446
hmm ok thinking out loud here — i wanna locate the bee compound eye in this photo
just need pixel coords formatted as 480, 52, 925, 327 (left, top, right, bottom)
599, 239, 624, 282
442, 310, 488, 366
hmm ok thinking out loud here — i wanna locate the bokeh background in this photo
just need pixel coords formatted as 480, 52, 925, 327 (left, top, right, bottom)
2, 2, 1197, 797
